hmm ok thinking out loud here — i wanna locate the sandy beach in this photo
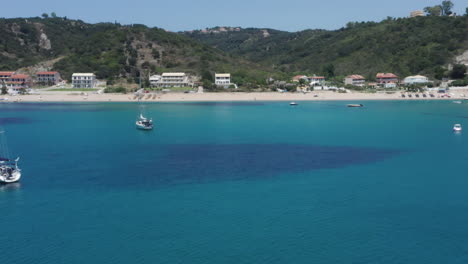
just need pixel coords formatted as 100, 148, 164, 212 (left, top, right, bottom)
2, 90, 468, 102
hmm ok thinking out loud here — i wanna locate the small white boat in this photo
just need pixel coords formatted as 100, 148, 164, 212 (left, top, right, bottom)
453, 101, 462, 104
453, 124, 462, 132
0, 130, 21, 184
290, 102, 298, 106
136, 114, 153, 130
347, 104, 364, 107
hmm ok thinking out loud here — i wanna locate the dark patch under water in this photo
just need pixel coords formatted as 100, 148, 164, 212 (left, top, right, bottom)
0, 117, 36, 124
34, 144, 401, 188
0, 102, 108, 112
175, 102, 265, 106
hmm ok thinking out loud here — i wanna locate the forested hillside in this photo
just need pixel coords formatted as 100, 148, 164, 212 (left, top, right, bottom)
185, 16, 468, 79
0, 17, 279, 86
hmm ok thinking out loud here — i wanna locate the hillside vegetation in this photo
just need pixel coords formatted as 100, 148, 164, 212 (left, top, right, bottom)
185, 16, 468, 79
0, 17, 280, 87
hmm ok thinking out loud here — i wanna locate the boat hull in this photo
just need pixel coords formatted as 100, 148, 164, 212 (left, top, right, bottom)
136, 120, 153, 130
0, 171, 21, 184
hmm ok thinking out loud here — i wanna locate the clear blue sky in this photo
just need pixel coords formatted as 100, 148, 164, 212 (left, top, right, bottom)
1, 0, 466, 32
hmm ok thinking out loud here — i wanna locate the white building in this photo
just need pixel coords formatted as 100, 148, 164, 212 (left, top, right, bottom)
215, 73, 231, 88
344, 75, 365, 86
158, 72, 189, 87
72, 73, 96, 88
149, 75, 161, 87
403, 75, 429, 85
309, 76, 326, 86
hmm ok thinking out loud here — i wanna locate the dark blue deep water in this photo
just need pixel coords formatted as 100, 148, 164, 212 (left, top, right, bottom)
1, 100, 468, 263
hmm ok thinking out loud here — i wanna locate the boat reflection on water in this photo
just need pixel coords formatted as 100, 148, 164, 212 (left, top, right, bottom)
0, 182, 21, 192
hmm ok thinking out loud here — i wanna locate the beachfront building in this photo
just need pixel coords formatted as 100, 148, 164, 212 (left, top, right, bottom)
376, 73, 398, 86
149, 75, 162, 87
410, 10, 424, 17
292, 75, 308, 82
403, 75, 430, 85
344, 75, 366, 86
0, 71, 15, 83
72, 73, 96, 88
309, 76, 326, 86
36, 71, 61, 86
157, 72, 190, 87
215, 73, 231, 88
5, 74, 32, 92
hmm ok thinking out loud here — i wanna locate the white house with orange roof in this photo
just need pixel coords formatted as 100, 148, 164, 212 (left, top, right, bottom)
309, 75, 326, 86
292, 75, 308, 82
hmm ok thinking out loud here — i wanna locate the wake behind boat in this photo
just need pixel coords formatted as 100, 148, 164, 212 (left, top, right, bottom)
0, 130, 21, 184
136, 113, 154, 130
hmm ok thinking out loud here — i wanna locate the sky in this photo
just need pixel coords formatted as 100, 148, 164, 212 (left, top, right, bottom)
1, 0, 466, 32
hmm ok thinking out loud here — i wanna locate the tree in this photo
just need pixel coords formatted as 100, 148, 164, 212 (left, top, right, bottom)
1, 83, 7, 95
465, 7, 468, 16
434, 66, 447, 80
322, 64, 335, 78
450, 64, 467, 79
41, 13, 49, 18
51, 12, 57, 18
440, 1, 454, 16
298, 78, 307, 86
424, 6, 442, 16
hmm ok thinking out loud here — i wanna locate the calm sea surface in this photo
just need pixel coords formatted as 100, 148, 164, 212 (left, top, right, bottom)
1, 100, 468, 263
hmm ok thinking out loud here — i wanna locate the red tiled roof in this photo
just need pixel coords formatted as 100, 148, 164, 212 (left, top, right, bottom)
347, 75, 365, 79
376, 73, 398, 78
0, 71, 15, 76
311, 76, 325, 79
5, 81, 25, 84
37, 71, 58, 75
11, 74, 30, 79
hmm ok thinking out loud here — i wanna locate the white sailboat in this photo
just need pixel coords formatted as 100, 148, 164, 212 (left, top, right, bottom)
0, 130, 21, 184
136, 113, 153, 130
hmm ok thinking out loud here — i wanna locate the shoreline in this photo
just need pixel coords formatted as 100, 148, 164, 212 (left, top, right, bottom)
1, 91, 466, 102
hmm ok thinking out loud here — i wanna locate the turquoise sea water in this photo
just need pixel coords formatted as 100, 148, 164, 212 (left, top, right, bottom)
1, 100, 468, 263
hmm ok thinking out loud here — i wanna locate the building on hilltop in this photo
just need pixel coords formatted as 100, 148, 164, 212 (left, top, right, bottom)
215, 73, 232, 88
344, 75, 366, 86
403, 75, 430, 85
72, 73, 96, 88
36, 71, 62, 85
410, 10, 424, 17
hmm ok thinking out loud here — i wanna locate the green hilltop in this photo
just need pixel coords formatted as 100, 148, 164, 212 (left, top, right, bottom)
0, 17, 280, 87
184, 16, 468, 80
0, 14, 467, 89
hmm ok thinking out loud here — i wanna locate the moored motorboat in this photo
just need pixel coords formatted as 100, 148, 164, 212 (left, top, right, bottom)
347, 104, 364, 107
453, 124, 462, 132
290, 102, 298, 106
